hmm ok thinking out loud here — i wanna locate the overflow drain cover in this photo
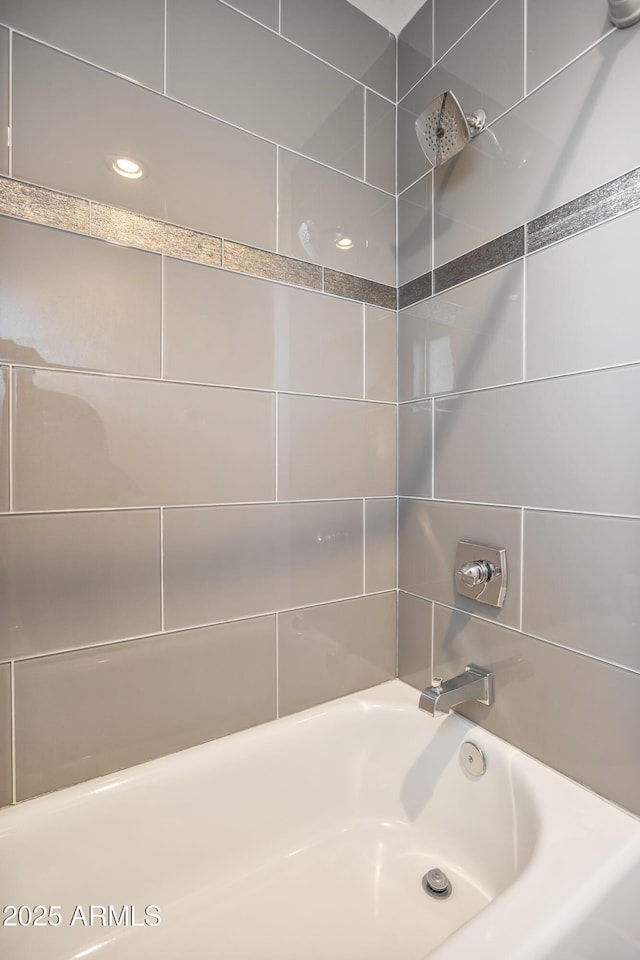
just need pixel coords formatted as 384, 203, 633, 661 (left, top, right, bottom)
422, 868, 452, 899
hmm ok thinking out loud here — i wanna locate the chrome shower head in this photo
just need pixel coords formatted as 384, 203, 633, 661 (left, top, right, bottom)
415, 91, 486, 167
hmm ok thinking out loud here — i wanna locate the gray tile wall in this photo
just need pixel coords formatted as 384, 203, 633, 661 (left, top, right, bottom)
5, 0, 639, 818
397, 1, 640, 816
0, 0, 398, 805
2, 0, 395, 286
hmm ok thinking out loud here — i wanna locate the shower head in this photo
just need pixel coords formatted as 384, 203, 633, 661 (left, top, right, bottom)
415, 91, 486, 167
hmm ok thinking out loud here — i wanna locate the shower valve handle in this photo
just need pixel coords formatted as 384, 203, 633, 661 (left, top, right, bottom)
458, 560, 494, 587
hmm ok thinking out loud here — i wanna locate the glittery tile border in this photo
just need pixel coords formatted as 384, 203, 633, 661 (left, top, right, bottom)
90, 204, 222, 266
434, 227, 525, 295
224, 241, 322, 289
0, 178, 90, 233
527, 167, 640, 254
323, 269, 397, 309
398, 271, 433, 310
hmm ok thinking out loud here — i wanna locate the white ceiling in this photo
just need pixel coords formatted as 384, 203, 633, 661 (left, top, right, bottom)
347, 0, 426, 35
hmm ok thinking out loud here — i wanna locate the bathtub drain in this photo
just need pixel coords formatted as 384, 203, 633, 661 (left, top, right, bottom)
422, 868, 452, 899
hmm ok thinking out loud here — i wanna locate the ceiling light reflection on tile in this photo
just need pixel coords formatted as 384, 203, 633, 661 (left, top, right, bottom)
109, 156, 146, 179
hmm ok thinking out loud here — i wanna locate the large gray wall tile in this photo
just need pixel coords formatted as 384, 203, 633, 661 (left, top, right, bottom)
278, 150, 396, 286
398, 261, 523, 400
0, 366, 7, 512
398, 2, 432, 101
164, 501, 363, 629
398, 174, 432, 285
164, 259, 362, 396
434, 365, 640, 515
366, 91, 395, 194
0, 0, 165, 90
434, 0, 496, 61
281, 0, 395, 100
278, 593, 396, 716
365, 306, 396, 403
399, 499, 522, 627
0, 218, 161, 377
398, 400, 432, 498
0, 664, 10, 806
433, 605, 640, 816
523, 511, 640, 672
13, 37, 276, 250
167, 0, 364, 178
399, 0, 524, 193
526, 0, 612, 93
398, 590, 432, 691
364, 498, 397, 593
13, 369, 275, 510
0, 28, 7, 174
526, 209, 640, 380
14, 616, 276, 800
278, 395, 396, 500
434, 25, 640, 266
0, 511, 161, 660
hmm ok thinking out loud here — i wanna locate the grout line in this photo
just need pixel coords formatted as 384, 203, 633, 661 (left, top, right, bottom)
396, 357, 640, 404
0, 362, 396, 405
362, 303, 366, 398
0, 495, 402, 519
275, 612, 279, 718
396, 495, 640, 521
4, 498, 640, 522
420, 597, 640, 679
362, 498, 366, 593
430, 599, 435, 683
363, 88, 368, 182
159, 507, 165, 632
7, 29, 12, 177
430, 169, 434, 277
523, 0, 527, 98
522, 254, 527, 381
9, 661, 16, 804
5, 589, 399, 665
275, 146, 279, 253
7, 365, 13, 511
519, 507, 525, 632
160, 255, 165, 379
430, 400, 435, 498
163, 0, 168, 96
394, 85, 399, 285
274, 392, 279, 500
431, 0, 435, 68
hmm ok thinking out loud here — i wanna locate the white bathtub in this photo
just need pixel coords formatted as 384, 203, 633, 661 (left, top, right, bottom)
1, 679, 639, 959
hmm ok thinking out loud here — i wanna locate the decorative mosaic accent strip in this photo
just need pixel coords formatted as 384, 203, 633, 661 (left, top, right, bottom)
0, 178, 90, 234
90, 204, 222, 267
223, 240, 322, 290
527, 166, 640, 254
398, 272, 432, 311
434, 227, 525, 295
323, 269, 396, 310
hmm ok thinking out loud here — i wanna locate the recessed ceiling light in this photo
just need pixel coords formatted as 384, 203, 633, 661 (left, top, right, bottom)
335, 235, 354, 250
111, 157, 144, 179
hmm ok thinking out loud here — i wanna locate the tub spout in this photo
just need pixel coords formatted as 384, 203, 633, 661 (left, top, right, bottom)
419, 665, 494, 717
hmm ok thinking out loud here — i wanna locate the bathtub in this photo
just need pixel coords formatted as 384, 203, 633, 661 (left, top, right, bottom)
1, 679, 639, 960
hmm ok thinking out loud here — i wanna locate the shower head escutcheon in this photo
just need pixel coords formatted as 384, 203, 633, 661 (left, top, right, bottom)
415, 91, 486, 167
